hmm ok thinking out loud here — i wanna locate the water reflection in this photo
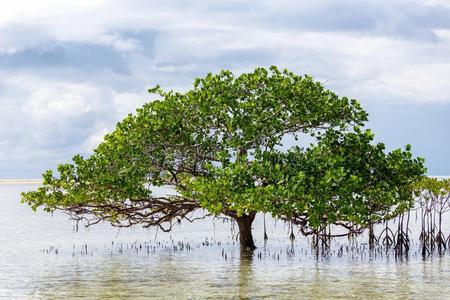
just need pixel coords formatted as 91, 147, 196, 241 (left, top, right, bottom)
2, 184, 450, 299
238, 251, 254, 298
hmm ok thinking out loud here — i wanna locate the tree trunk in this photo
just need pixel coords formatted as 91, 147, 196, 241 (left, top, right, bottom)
235, 213, 256, 251
368, 223, 375, 250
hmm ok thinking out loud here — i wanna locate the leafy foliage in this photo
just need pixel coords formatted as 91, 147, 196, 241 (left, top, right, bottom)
414, 177, 450, 200
22, 67, 426, 237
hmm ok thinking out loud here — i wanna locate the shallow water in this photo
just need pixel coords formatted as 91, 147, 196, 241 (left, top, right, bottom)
1, 184, 450, 299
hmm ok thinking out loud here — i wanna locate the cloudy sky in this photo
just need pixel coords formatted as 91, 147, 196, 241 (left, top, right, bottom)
1, 0, 449, 178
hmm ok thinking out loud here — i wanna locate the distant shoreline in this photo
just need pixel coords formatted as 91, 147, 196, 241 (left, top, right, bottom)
0, 179, 42, 185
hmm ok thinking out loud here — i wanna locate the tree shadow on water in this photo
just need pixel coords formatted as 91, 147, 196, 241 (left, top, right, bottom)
238, 251, 254, 299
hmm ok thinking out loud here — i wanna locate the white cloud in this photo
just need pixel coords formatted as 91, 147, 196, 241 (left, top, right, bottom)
0, 0, 105, 26
147, 26, 450, 104
0, 73, 150, 176
1, 0, 450, 177
98, 34, 139, 51
23, 84, 96, 120
82, 128, 109, 153
112, 91, 147, 117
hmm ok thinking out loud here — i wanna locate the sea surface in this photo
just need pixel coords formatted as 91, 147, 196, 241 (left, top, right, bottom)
1, 184, 450, 299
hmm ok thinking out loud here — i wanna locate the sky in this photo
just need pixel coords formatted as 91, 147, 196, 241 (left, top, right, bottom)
0, 0, 449, 178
